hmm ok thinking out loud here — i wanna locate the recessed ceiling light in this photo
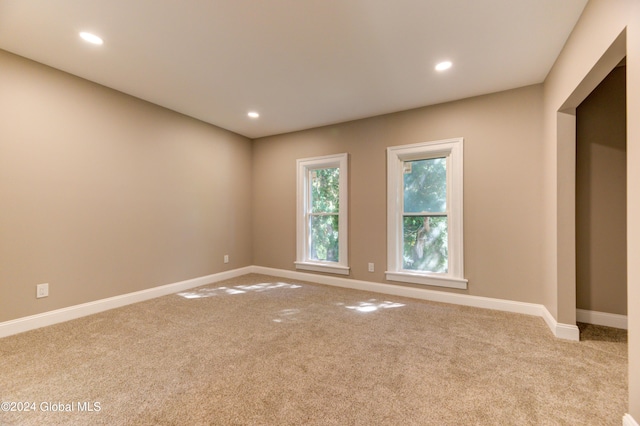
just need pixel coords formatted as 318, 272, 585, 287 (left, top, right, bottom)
79, 32, 104, 45
248, 111, 260, 118
435, 61, 452, 71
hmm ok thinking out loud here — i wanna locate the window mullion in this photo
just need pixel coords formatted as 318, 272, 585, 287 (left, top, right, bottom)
402, 212, 448, 217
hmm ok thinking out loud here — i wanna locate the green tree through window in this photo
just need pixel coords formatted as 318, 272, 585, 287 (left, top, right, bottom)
296, 153, 349, 275
386, 139, 465, 288
402, 158, 448, 273
309, 167, 339, 262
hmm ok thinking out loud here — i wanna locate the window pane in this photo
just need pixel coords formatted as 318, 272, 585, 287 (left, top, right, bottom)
310, 214, 339, 262
403, 158, 446, 213
402, 216, 448, 273
310, 167, 339, 213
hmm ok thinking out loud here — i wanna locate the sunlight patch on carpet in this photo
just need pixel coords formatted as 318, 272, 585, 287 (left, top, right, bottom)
342, 299, 406, 313
177, 282, 303, 299
273, 308, 301, 323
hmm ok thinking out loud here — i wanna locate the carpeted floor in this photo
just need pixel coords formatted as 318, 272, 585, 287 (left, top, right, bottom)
0, 274, 628, 425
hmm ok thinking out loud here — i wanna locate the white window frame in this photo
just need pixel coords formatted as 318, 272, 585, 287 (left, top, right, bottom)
295, 153, 349, 275
386, 138, 467, 289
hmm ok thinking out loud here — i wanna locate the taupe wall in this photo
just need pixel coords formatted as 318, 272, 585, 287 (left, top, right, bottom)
253, 85, 545, 303
0, 50, 253, 322
576, 65, 627, 315
542, 0, 640, 417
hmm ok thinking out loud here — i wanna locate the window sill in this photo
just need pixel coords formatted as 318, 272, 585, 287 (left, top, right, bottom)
295, 261, 351, 276
385, 271, 468, 289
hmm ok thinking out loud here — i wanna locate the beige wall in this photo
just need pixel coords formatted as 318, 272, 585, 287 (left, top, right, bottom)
0, 50, 253, 322
543, 0, 640, 418
630, 3, 640, 416
576, 65, 627, 315
253, 84, 546, 303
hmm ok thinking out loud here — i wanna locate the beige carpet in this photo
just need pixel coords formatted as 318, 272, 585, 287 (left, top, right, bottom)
0, 274, 627, 425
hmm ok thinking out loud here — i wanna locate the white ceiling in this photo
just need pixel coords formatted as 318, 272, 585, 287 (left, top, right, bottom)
0, 0, 587, 139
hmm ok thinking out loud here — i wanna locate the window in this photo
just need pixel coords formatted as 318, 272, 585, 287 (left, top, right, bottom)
386, 138, 466, 289
296, 153, 349, 275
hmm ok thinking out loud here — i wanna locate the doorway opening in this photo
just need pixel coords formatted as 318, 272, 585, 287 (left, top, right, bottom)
575, 62, 628, 331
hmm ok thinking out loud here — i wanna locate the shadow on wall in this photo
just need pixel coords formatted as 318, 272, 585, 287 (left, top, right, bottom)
577, 323, 627, 343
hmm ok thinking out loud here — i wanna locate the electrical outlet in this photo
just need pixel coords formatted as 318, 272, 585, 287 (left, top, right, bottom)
36, 283, 49, 298
368, 263, 374, 272
224, 254, 229, 264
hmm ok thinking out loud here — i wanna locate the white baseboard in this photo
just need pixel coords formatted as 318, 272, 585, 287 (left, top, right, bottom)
624, 414, 639, 426
0, 265, 581, 342
0, 267, 252, 338
539, 307, 580, 341
249, 266, 580, 341
577, 309, 628, 330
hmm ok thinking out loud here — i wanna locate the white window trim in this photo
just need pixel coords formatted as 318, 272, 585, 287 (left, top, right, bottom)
295, 153, 349, 275
386, 138, 467, 289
